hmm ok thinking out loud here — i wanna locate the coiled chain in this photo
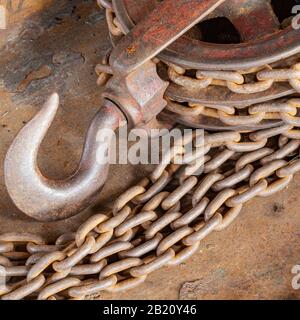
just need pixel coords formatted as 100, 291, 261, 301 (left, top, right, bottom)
1, 129, 300, 300
1, 0, 300, 300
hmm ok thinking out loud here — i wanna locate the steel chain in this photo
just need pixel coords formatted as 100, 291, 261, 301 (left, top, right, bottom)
1, 0, 300, 300
166, 97, 300, 128
167, 62, 300, 95
97, 3, 300, 130
1, 129, 300, 300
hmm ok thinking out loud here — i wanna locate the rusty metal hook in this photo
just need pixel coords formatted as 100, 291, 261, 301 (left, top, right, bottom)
4, 0, 226, 221
4, 93, 125, 221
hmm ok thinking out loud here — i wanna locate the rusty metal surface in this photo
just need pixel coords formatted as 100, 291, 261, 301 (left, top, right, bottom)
113, 0, 300, 70
0, 0, 150, 235
110, 0, 225, 74
106, 0, 300, 132
0, 0, 300, 300
103, 60, 168, 128
5, 0, 226, 221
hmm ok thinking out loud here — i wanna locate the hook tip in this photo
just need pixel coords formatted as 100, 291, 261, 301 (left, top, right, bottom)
47, 92, 59, 108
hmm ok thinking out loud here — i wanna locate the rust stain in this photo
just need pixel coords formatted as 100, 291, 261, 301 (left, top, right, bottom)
126, 45, 136, 54
17, 65, 52, 92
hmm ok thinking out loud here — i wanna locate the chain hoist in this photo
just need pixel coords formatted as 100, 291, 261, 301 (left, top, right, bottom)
1, 0, 300, 300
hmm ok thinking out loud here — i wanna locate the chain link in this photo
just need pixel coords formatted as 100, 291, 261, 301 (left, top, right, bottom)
166, 98, 300, 128
167, 62, 300, 95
